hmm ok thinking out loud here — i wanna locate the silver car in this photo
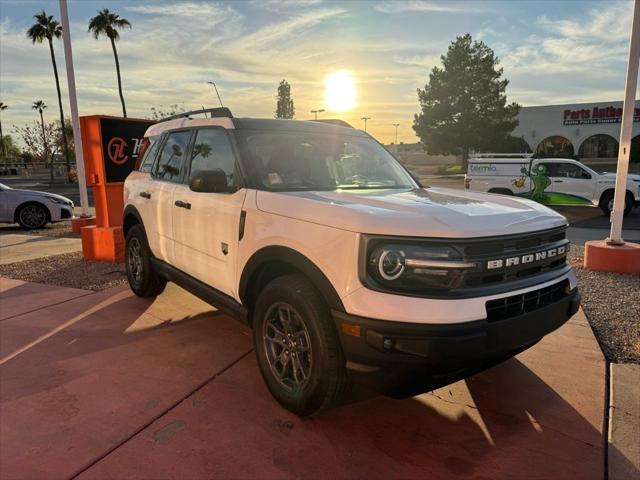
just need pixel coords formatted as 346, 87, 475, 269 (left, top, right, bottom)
0, 182, 74, 229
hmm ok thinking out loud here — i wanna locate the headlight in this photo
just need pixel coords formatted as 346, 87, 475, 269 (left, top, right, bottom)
363, 237, 477, 294
46, 196, 69, 205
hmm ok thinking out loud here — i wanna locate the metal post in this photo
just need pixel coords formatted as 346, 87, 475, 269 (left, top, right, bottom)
59, 0, 89, 217
608, 0, 640, 245
361, 117, 371, 132
393, 123, 400, 144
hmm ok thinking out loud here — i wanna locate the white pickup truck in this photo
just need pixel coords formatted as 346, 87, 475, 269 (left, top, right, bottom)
465, 154, 640, 216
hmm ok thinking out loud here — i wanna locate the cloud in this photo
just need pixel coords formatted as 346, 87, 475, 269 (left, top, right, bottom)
251, 0, 324, 11
125, 2, 239, 18
375, 1, 480, 14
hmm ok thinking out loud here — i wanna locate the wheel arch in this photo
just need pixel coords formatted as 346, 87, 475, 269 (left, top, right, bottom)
239, 246, 345, 323
598, 188, 634, 206
14, 200, 51, 224
123, 205, 144, 238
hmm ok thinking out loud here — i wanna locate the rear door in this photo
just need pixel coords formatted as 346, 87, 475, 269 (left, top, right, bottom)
172, 127, 246, 298
148, 129, 192, 263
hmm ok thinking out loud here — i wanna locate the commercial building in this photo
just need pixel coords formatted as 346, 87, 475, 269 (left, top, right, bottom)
513, 100, 640, 162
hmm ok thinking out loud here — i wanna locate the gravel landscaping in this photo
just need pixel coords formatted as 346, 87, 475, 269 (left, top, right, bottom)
569, 246, 640, 364
0, 251, 126, 291
0, 222, 78, 238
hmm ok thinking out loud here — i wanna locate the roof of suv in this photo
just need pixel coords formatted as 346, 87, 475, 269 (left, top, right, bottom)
145, 116, 368, 139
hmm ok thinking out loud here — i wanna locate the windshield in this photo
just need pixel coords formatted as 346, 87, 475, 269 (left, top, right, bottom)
0, 183, 9, 190
236, 129, 417, 191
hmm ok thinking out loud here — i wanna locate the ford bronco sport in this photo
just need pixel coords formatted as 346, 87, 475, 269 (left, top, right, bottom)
123, 108, 581, 416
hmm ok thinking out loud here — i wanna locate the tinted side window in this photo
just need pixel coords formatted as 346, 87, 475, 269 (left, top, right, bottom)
189, 129, 237, 186
138, 135, 160, 173
539, 162, 559, 177
556, 163, 591, 179
154, 131, 191, 182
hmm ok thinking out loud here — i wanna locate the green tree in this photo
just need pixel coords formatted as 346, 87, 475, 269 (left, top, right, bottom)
413, 34, 520, 169
32, 100, 54, 183
275, 79, 295, 119
27, 10, 71, 175
0, 135, 21, 163
88, 8, 132, 117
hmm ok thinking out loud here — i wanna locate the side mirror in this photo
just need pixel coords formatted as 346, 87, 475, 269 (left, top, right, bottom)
189, 169, 229, 193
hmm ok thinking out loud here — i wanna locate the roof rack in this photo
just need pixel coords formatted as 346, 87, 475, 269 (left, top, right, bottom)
159, 107, 233, 123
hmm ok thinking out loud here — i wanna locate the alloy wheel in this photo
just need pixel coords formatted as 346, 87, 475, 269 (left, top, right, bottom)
262, 302, 313, 391
19, 205, 46, 229
127, 237, 143, 285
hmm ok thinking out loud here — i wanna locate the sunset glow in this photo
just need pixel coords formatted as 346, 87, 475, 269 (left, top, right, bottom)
324, 70, 356, 113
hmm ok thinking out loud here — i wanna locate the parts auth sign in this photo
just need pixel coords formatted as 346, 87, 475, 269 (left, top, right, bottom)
563, 105, 640, 125
100, 117, 154, 182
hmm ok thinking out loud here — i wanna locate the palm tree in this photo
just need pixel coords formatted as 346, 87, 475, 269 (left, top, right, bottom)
32, 100, 52, 183
88, 9, 131, 117
27, 11, 71, 177
0, 102, 7, 158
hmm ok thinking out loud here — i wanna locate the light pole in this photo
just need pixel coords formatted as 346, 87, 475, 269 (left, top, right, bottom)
311, 109, 325, 120
207, 81, 224, 108
361, 117, 371, 132
392, 123, 400, 144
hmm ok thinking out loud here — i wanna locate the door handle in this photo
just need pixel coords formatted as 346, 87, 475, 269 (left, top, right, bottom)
174, 200, 191, 210
139, 191, 151, 199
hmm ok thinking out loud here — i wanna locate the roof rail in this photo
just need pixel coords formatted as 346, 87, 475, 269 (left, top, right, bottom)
159, 107, 233, 123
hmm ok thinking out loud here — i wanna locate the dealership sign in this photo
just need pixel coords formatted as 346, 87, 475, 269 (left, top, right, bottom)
563, 105, 640, 125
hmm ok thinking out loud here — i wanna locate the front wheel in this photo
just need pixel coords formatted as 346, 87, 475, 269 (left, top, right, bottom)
600, 191, 633, 216
17, 203, 48, 229
253, 274, 348, 416
125, 224, 166, 297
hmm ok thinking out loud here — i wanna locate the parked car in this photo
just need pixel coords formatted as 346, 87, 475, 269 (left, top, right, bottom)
0, 182, 74, 229
123, 108, 580, 416
465, 153, 640, 216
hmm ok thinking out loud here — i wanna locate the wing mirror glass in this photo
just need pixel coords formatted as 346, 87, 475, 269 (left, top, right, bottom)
189, 169, 229, 193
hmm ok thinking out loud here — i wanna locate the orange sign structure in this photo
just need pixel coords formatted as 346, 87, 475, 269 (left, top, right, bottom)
77, 115, 154, 262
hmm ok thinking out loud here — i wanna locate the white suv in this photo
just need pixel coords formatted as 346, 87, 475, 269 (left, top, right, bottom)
123, 108, 580, 416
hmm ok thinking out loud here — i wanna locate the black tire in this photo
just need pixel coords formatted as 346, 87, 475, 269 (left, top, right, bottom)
125, 224, 166, 297
599, 191, 633, 216
253, 274, 348, 416
16, 202, 49, 229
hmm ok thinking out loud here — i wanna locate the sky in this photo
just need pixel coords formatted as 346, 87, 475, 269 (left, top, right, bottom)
0, 0, 637, 144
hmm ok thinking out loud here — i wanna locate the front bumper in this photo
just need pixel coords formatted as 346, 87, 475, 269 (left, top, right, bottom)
332, 287, 580, 397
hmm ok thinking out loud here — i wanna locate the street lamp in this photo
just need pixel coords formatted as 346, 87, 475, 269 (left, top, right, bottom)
311, 109, 325, 120
207, 81, 224, 108
392, 123, 400, 144
361, 117, 371, 132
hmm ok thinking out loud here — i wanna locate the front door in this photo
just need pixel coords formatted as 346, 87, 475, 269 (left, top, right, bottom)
538, 161, 594, 205
172, 127, 246, 298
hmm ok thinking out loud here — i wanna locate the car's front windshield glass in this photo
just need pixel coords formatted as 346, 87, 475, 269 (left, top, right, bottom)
236, 129, 417, 191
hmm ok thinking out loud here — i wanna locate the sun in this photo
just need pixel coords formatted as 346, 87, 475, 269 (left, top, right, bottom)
324, 70, 356, 113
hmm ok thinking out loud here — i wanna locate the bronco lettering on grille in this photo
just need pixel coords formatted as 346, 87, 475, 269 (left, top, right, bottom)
487, 245, 567, 270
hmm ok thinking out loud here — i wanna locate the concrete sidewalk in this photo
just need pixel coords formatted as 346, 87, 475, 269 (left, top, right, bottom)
0, 233, 82, 264
0, 278, 606, 480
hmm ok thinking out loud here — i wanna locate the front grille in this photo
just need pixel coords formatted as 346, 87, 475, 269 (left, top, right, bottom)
485, 279, 569, 322
60, 209, 72, 219
460, 227, 569, 288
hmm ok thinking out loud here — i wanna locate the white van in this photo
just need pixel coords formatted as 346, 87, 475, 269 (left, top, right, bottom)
465, 154, 640, 216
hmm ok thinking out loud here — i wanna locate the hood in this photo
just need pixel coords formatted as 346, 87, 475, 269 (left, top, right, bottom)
601, 172, 640, 182
8, 188, 73, 204
256, 187, 567, 238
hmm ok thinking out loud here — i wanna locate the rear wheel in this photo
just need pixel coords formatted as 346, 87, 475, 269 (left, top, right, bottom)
17, 203, 48, 229
125, 224, 166, 297
599, 191, 633, 216
253, 274, 348, 416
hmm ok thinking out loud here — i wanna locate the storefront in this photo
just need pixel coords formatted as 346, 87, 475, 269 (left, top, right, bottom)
513, 101, 640, 162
